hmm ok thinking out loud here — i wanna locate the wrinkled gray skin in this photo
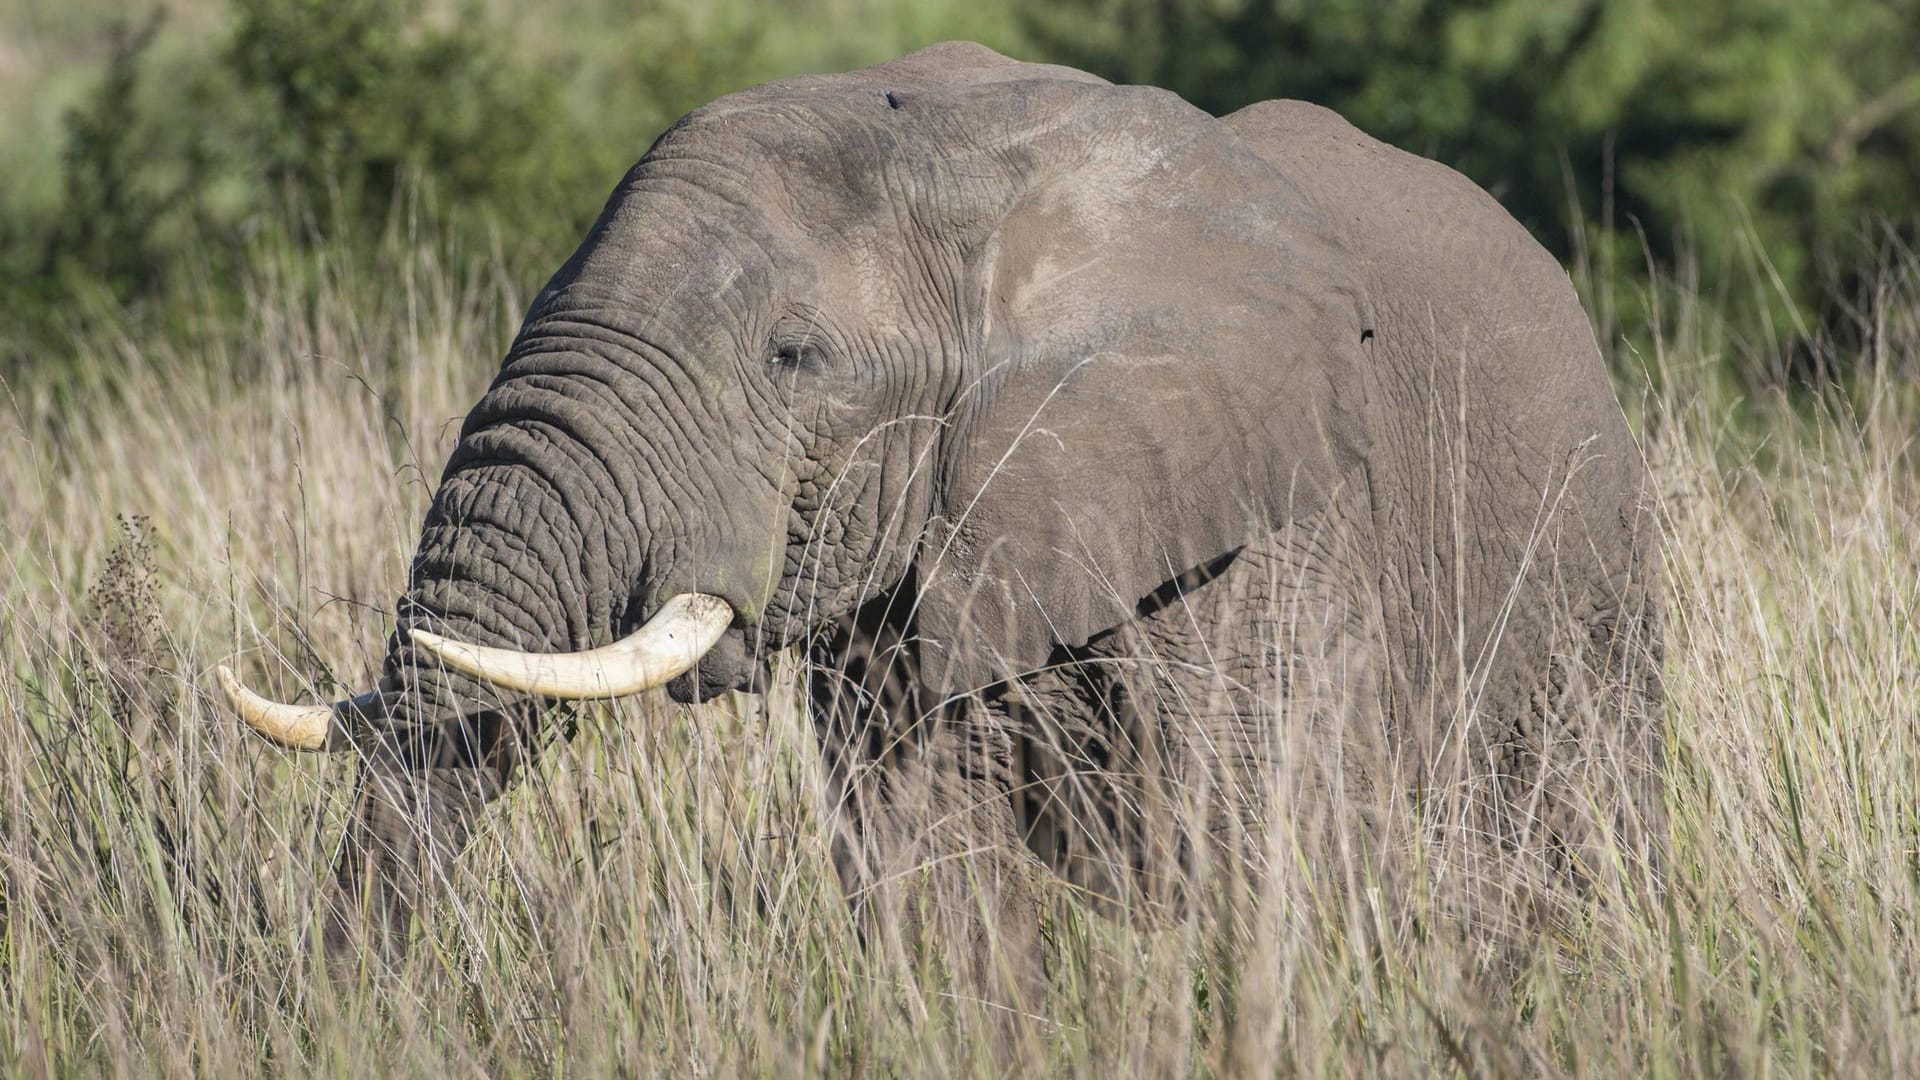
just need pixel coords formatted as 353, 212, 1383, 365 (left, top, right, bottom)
335, 44, 1663, 991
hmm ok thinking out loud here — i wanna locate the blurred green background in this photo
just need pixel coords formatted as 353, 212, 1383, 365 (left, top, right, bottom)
4, 0, 1918, 377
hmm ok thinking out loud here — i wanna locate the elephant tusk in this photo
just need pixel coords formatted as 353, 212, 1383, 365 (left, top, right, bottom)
406, 592, 734, 699
214, 666, 386, 751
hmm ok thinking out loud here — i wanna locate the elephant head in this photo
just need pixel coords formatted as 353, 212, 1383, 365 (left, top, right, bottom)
219, 42, 1372, 943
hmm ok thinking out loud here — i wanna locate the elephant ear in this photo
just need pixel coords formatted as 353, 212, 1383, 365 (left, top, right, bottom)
913, 81, 1373, 698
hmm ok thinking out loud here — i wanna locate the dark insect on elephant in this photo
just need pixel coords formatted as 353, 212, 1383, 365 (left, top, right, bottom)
219, 43, 1664, 1000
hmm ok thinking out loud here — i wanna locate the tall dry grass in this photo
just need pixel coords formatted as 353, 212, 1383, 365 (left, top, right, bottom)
2, 237, 1917, 1076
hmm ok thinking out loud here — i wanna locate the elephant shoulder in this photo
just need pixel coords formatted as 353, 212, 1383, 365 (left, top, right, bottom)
1222, 99, 1623, 462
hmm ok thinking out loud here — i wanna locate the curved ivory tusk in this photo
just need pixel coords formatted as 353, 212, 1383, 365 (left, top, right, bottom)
407, 592, 734, 699
214, 666, 385, 751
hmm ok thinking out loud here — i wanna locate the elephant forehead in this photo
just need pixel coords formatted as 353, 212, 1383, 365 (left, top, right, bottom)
628, 60, 1111, 230
639, 99, 924, 220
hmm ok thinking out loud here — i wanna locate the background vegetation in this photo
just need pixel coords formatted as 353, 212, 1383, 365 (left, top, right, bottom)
4, 0, 1920, 1074
0, 0, 1028, 363
6, 0, 1920, 373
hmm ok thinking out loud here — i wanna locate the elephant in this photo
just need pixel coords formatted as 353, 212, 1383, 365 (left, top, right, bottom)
218, 42, 1663, 1000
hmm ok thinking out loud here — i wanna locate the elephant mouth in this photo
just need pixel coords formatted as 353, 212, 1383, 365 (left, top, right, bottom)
665, 626, 771, 704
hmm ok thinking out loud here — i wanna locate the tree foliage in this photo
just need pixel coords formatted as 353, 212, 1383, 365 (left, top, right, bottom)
221, 0, 585, 237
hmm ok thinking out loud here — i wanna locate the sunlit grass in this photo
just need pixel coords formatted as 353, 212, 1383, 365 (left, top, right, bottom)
2, 238, 1917, 1075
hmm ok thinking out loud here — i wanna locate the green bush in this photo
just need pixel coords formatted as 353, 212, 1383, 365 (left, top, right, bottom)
221, 0, 607, 255
0, 0, 1026, 373
40, 15, 202, 308
1, 1, 616, 365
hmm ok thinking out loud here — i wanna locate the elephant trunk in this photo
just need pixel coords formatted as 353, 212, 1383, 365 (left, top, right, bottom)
220, 326, 774, 951
385, 427, 647, 717
328, 343, 708, 952
322, 444, 626, 952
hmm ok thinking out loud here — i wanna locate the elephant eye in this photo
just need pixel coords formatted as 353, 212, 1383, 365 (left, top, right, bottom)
768, 339, 827, 374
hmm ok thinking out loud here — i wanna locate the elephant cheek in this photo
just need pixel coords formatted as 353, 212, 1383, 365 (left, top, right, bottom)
665, 629, 766, 703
